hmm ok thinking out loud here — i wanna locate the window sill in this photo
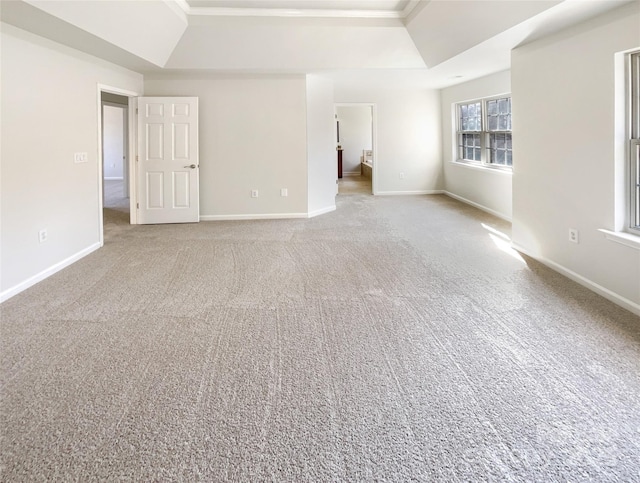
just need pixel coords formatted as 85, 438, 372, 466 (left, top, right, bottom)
450, 160, 513, 175
598, 229, 640, 250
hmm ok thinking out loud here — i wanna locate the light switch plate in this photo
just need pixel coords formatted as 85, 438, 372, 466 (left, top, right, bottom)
74, 152, 88, 163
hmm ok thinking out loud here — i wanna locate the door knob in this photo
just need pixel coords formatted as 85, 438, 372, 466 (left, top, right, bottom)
184, 164, 196, 169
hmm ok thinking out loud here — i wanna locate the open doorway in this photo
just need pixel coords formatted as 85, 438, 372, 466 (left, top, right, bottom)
335, 103, 375, 195
101, 93, 129, 229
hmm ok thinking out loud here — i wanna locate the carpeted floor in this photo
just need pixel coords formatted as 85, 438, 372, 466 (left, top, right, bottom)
1, 193, 639, 481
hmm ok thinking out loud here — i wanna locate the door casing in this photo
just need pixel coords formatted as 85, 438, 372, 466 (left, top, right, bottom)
97, 84, 140, 245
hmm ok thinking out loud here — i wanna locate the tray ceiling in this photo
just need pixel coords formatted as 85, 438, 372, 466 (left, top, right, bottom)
1, 0, 634, 89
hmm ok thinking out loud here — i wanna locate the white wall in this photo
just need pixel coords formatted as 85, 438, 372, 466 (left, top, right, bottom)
511, 2, 640, 313
144, 75, 308, 219
440, 70, 512, 220
333, 86, 442, 195
306, 75, 337, 217
103, 105, 124, 180
0, 23, 143, 299
336, 105, 372, 175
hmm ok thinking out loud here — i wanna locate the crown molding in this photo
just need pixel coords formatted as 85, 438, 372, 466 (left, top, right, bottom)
171, 0, 422, 19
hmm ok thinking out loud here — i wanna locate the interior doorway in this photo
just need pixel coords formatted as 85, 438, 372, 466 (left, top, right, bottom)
335, 103, 375, 195
101, 93, 129, 229
98, 87, 138, 245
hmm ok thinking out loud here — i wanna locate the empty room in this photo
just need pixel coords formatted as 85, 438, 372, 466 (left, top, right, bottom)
1, 0, 639, 480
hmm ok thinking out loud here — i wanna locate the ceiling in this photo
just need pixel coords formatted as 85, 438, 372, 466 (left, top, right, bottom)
0, 0, 633, 89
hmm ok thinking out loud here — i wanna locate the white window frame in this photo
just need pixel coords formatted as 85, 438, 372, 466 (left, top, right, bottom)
456, 94, 513, 171
629, 51, 640, 235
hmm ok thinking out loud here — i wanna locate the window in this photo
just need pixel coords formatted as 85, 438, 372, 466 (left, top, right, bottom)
458, 101, 482, 161
630, 51, 640, 234
456, 95, 512, 169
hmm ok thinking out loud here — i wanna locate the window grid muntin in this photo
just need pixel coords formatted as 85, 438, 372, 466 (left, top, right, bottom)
458, 101, 483, 162
488, 132, 513, 166
458, 133, 482, 161
459, 102, 482, 132
486, 97, 512, 132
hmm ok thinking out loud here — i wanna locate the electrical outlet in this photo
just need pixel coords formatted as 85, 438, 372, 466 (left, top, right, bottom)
38, 229, 48, 243
569, 228, 579, 244
251, 190, 259, 198
399, 172, 405, 179
280, 188, 288, 197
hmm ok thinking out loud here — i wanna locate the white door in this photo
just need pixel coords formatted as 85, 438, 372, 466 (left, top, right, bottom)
137, 97, 199, 224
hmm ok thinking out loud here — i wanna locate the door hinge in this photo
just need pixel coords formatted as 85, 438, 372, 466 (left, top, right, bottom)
136, 155, 139, 162
137, 203, 139, 209
136, 108, 138, 114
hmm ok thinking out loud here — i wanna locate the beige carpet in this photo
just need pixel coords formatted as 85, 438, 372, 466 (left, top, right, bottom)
1, 193, 639, 481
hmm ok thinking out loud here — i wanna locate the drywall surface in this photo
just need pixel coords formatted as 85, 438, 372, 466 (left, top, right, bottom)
336, 105, 372, 175
306, 75, 336, 216
1, 23, 143, 297
441, 70, 512, 220
165, 17, 425, 71
103, 105, 125, 179
511, 2, 640, 309
406, 0, 560, 68
333, 86, 442, 194
24, 0, 187, 66
144, 75, 308, 218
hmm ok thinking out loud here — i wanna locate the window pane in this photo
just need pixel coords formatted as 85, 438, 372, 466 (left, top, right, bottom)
474, 148, 482, 160
466, 147, 474, 159
487, 100, 497, 115
486, 97, 512, 133
488, 133, 512, 166
459, 102, 482, 132
498, 98, 508, 114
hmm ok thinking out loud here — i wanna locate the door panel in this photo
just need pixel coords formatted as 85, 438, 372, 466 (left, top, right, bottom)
147, 124, 164, 160
147, 172, 164, 209
137, 97, 199, 224
173, 172, 190, 208
173, 124, 189, 159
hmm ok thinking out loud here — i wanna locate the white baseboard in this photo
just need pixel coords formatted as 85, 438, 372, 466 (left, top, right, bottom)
343, 172, 361, 177
200, 213, 308, 221
104, 177, 124, 181
512, 243, 640, 317
376, 190, 444, 196
308, 205, 336, 218
443, 191, 512, 222
201, 207, 337, 221
0, 242, 101, 303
